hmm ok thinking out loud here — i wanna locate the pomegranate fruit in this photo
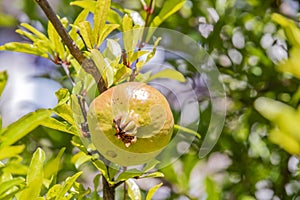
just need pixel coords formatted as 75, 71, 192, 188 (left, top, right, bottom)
87, 82, 174, 166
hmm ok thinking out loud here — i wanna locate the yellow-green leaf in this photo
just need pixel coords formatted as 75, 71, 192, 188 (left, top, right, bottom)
55, 172, 83, 200
147, 0, 185, 42
146, 183, 163, 200
0, 70, 8, 96
0, 177, 25, 198
269, 128, 300, 155
0, 109, 52, 148
19, 148, 45, 200
0, 145, 25, 160
94, 0, 111, 48
126, 179, 142, 200
148, 68, 186, 82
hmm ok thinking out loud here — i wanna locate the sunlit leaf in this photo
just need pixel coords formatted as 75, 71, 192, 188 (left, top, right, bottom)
0, 177, 25, 198
55, 171, 83, 200
0, 109, 52, 147
0, 42, 49, 58
0, 145, 25, 160
142, 160, 160, 172
78, 21, 94, 49
147, 68, 186, 82
146, 183, 163, 200
205, 176, 220, 200
140, 172, 164, 179
126, 179, 141, 200
40, 117, 78, 135
272, 13, 300, 47
147, 0, 185, 41
19, 148, 45, 200
70, 0, 95, 10
269, 128, 300, 155
0, 70, 8, 96
44, 148, 65, 180
55, 88, 70, 106
94, 0, 111, 48
48, 20, 64, 59
116, 169, 143, 182
174, 124, 201, 139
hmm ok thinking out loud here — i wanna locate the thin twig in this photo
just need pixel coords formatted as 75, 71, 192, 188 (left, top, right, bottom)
34, 0, 107, 93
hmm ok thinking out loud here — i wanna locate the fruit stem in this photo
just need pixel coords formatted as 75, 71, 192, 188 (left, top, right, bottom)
174, 124, 201, 139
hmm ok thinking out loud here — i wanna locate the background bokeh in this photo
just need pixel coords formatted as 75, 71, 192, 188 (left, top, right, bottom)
1, 0, 300, 199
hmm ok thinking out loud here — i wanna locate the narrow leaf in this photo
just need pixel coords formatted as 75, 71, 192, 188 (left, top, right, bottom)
48, 20, 65, 58
94, 0, 111, 47
117, 169, 143, 182
0, 177, 25, 197
19, 148, 45, 200
174, 124, 201, 139
0, 70, 8, 96
0, 42, 49, 58
0, 145, 25, 160
126, 179, 142, 200
40, 117, 78, 135
148, 68, 186, 82
44, 148, 66, 179
55, 171, 83, 200
20, 23, 48, 41
70, 1, 96, 12
78, 21, 94, 49
146, 183, 163, 200
147, 0, 185, 42
0, 109, 52, 147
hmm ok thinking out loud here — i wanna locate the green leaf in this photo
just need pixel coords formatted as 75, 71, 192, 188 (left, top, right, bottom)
53, 104, 76, 126
126, 179, 142, 200
69, 9, 89, 40
44, 148, 66, 180
92, 159, 110, 181
0, 145, 25, 160
55, 171, 83, 200
94, 0, 111, 48
0, 71, 8, 96
48, 20, 64, 59
46, 184, 61, 199
122, 15, 135, 54
70, 1, 95, 10
146, 183, 163, 200
98, 24, 120, 47
140, 172, 164, 179
147, 68, 186, 82
90, 49, 114, 87
0, 109, 52, 148
272, 13, 300, 47
19, 148, 45, 200
55, 88, 70, 106
0, 42, 49, 58
205, 177, 220, 200
0, 177, 25, 198
40, 117, 78, 135
78, 21, 94, 49
174, 124, 201, 139
20, 23, 48, 41
116, 169, 143, 182
142, 160, 160, 172
105, 39, 122, 61
147, 0, 185, 42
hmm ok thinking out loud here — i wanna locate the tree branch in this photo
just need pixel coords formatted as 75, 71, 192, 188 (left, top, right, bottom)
34, 0, 107, 93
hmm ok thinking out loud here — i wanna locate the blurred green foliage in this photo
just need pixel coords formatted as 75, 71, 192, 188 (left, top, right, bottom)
0, 0, 300, 199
